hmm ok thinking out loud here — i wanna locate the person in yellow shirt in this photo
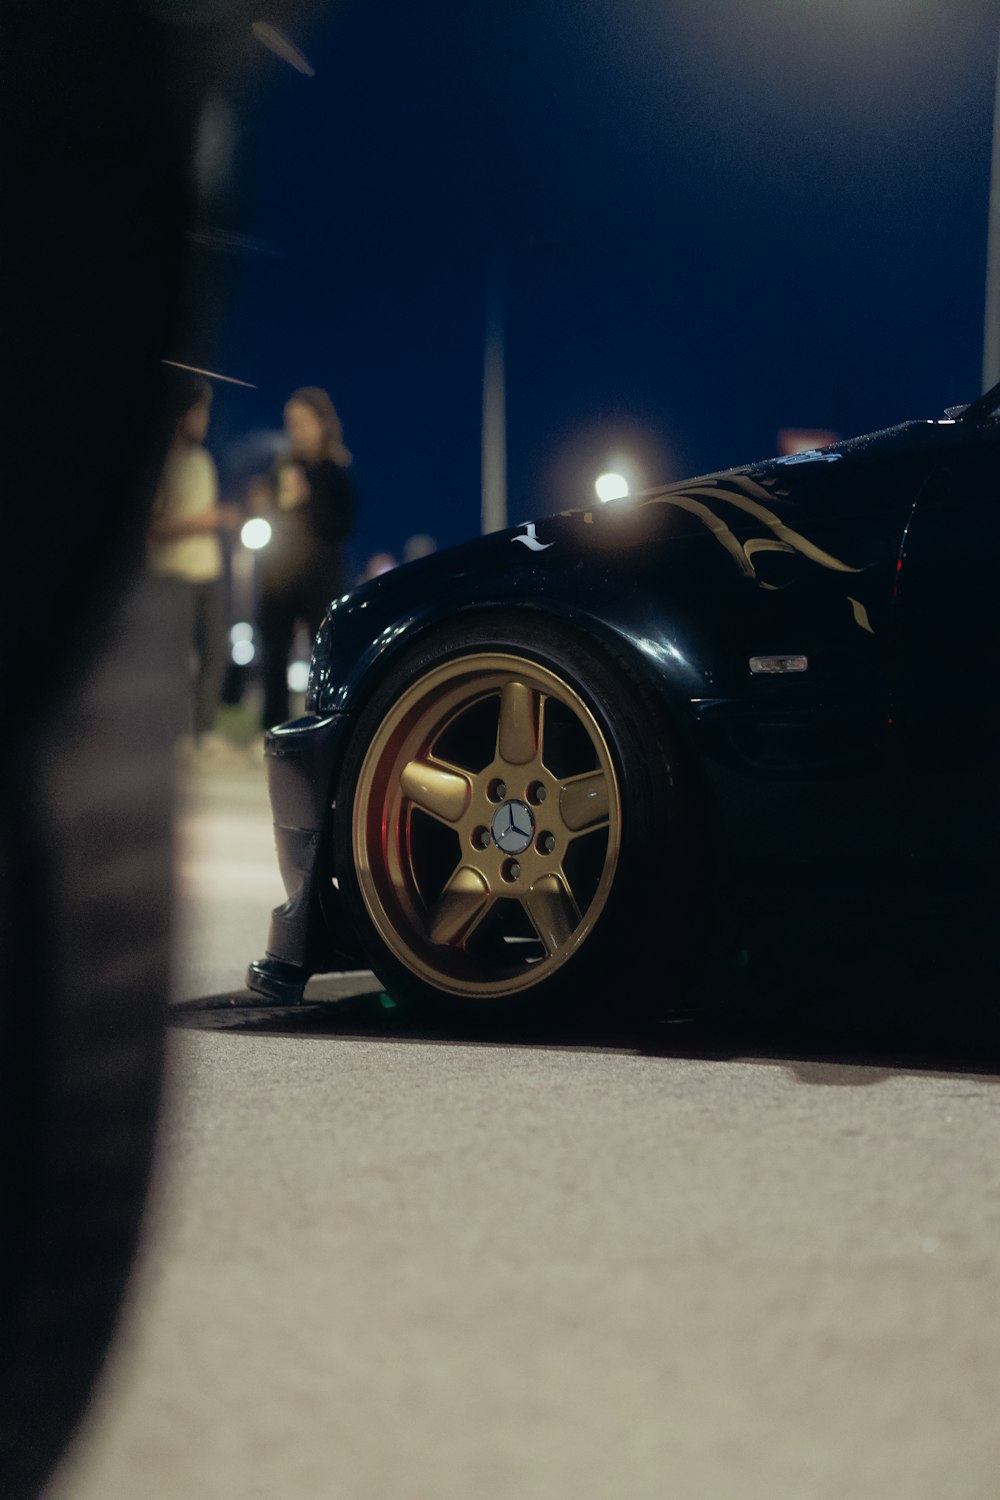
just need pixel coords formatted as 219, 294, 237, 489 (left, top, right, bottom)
148, 375, 238, 753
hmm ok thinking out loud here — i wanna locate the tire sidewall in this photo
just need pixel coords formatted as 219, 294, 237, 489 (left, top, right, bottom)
332, 613, 706, 1022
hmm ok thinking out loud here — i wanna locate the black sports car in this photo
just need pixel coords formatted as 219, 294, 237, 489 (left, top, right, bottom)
248, 385, 1000, 1019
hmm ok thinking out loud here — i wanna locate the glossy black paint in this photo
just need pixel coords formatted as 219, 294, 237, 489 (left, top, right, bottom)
248, 405, 1000, 1005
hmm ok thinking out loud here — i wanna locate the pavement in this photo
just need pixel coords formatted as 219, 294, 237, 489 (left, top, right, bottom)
47, 758, 1000, 1500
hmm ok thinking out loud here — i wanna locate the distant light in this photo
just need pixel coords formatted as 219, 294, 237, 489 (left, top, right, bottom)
363, 551, 398, 580
403, 533, 437, 563
287, 660, 310, 693
777, 427, 840, 457
241, 518, 272, 550
230, 621, 253, 644
595, 472, 629, 503
232, 639, 255, 666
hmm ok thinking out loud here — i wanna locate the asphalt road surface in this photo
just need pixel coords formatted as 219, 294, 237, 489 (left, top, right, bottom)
48, 759, 1000, 1500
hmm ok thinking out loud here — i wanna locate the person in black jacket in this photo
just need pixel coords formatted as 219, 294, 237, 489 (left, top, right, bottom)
257, 386, 356, 729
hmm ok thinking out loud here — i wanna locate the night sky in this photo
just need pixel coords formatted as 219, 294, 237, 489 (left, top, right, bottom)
199, 0, 999, 579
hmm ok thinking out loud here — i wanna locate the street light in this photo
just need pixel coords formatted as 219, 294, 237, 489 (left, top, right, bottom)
230, 622, 255, 666
241, 517, 272, 550
595, 471, 629, 503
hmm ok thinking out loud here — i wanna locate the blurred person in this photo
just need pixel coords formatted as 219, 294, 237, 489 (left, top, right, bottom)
147, 374, 239, 756
257, 386, 356, 729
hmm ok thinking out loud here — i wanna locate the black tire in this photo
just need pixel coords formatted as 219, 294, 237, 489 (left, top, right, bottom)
2, 5, 326, 1493
0, 580, 183, 1500
333, 613, 714, 1025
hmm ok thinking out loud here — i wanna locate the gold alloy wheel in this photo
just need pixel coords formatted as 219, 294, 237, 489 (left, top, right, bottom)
352, 653, 623, 998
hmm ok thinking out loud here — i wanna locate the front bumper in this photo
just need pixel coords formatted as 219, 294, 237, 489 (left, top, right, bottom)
245, 713, 359, 1003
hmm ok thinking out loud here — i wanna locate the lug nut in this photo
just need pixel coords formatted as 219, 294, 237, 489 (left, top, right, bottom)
529, 781, 547, 804
539, 832, 556, 855
473, 826, 492, 850
502, 858, 521, 882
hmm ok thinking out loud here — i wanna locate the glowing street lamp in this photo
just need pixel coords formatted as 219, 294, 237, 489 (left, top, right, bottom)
229, 621, 255, 666
241, 517, 272, 550
595, 471, 629, 503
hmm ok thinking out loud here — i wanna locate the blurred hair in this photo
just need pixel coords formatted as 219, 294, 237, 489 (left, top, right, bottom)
287, 386, 352, 467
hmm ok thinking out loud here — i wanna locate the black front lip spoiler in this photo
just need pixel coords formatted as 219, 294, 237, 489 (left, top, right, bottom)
245, 713, 357, 1002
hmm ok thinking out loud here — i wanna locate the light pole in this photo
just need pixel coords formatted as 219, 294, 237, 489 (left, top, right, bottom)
983, 22, 1000, 391
481, 259, 508, 534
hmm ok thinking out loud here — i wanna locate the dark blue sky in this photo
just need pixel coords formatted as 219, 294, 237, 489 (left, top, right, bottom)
202, 0, 999, 575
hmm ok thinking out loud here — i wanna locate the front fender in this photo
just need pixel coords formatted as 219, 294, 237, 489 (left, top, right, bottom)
309, 535, 721, 732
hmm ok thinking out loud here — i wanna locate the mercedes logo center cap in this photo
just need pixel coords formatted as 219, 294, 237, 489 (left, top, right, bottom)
491, 800, 535, 855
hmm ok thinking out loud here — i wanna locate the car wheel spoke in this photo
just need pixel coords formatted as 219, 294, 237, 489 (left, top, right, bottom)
354, 651, 622, 998
497, 681, 540, 765
559, 770, 610, 833
523, 873, 581, 955
426, 864, 494, 947
400, 757, 472, 824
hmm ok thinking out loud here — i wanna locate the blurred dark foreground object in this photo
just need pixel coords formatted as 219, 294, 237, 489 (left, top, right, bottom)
0, 2, 319, 1494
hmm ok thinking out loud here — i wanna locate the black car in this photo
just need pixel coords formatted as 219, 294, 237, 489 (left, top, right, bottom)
248, 385, 1000, 1020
